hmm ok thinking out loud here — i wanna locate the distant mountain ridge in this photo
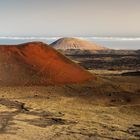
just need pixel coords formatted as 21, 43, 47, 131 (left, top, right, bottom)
50, 37, 140, 55
50, 37, 109, 51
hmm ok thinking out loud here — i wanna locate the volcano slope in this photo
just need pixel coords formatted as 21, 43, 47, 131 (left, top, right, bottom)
50, 37, 109, 55
0, 42, 94, 86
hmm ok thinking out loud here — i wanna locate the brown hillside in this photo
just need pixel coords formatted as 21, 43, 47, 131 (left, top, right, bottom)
0, 42, 95, 86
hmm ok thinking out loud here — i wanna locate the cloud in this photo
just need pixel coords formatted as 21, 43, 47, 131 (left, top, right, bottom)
0, 36, 61, 40
77, 37, 140, 41
0, 36, 140, 42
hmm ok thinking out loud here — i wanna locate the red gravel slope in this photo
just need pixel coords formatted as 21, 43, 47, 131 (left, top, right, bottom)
0, 42, 95, 86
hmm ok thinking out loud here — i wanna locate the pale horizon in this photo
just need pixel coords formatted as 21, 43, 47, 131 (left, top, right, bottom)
0, 36, 139, 50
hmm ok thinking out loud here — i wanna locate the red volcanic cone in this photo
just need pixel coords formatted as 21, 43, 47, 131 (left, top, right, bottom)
0, 42, 95, 86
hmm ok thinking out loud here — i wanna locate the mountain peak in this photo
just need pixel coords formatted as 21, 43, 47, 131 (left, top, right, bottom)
51, 37, 109, 51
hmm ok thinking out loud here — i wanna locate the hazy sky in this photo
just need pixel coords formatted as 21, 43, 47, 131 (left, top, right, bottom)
0, 0, 140, 37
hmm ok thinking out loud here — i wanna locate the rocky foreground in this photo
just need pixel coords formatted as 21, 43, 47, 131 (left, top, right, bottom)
0, 75, 140, 140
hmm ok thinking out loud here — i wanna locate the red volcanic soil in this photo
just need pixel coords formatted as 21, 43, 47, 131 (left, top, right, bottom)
0, 42, 95, 86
